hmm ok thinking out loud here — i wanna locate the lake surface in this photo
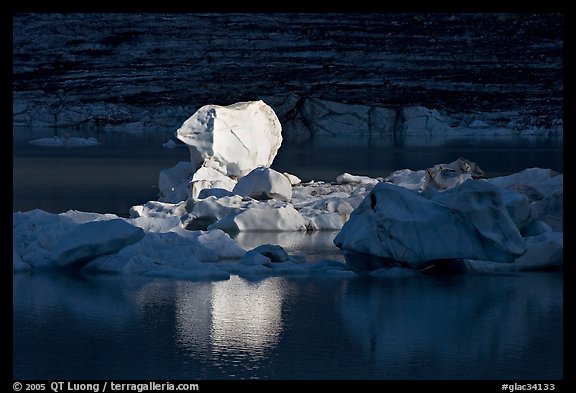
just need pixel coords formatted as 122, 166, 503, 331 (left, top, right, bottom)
13, 128, 563, 216
13, 272, 563, 380
13, 128, 563, 380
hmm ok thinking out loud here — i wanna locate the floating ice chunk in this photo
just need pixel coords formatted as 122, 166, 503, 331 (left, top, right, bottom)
162, 139, 177, 149
190, 166, 237, 200
184, 195, 244, 230
84, 229, 237, 280
430, 180, 526, 257
251, 244, 290, 262
498, 188, 532, 230
239, 250, 272, 266
384, 158, 485, 194
510, 232, 562, 270
130, 200, 187, 219
233, 167, 293, 202
14, 210, 82, 269
486, 168, 558, 193
531, 190, 563, 232
283, 172, 302, 186
190, 229, 246, 260
61, 210, 120, 224
465, 231, 562, 272
486, 169, 563, 231
13, 250, 31, 272
91, 252, 229, 281
176, 100, 283, 177
158, 161, 194, 203
308, 212, 347, 231
29, 136, 100, 147
50, 219, 145, 268
209, 203, 308, 233
334, 181, 526, 268
521, 220, 553, 237
129, 201, 187, 232
130, 216, 182, 232
384, 169, 429, 192
336, 173, 379, 186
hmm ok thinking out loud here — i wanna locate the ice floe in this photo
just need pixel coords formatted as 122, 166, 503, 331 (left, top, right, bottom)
334, 181, 527, 269
233, 167, 293, 202
14, 101, 563, 279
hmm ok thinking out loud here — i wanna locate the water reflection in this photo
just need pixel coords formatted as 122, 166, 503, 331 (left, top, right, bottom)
175, 277, 285, 364
338, 273, 563, 379
13, 272, 562, 379
13, 273, 140, 329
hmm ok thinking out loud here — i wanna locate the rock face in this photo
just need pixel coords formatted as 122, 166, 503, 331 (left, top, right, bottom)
50, 219, 145, 268
334, 181, 526, 268
398, 106, 452, 135
233, 167, 293, 202
13, 14, 562, 131
296, 97, 396, 136
176, 100, 283, 177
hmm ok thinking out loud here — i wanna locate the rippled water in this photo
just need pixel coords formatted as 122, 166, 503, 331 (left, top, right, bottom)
13, 272, 562, 380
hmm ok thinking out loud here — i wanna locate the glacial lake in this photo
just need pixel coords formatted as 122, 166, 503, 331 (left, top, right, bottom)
13, 272, 563, 380
13, 128, 563, 380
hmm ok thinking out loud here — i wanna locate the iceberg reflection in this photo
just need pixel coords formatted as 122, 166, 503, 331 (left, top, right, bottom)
175, 276, 285, 362
338, 273, 563, 379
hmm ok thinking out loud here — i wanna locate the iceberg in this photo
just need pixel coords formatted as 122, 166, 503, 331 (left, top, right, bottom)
233, 167, 293, 202
486, 169, 563, 231
465, 231, 563, 272
176, 100, 283, 177
190, 166, 237, 200
84, 230, 235, 280
158, 161, 194, 203
384, 158, 486, 194
13, 87, 563, 280
334, 181, 527, 268
209, 202, 308, 233
50, 219, 145, 268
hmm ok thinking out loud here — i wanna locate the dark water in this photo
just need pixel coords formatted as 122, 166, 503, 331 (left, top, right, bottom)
13, 272, 562, 380
13, 128, 563, 216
